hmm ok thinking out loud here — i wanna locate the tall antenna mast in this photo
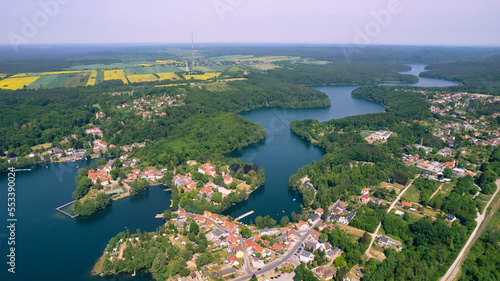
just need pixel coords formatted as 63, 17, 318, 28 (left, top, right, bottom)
191, 30, 195, 72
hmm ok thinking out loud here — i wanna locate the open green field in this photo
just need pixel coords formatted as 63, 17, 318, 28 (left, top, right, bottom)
205, 65, 231, 71
248, 63, 281, 70
403, 185, 420, 203
360, 130, 375, 139
203, 82, 234, 92
209, 54, 254, 61
123, 65, 181, 75
26, 75, 59, 89
66, 63, 132, 71
440, 182, 454, 196
45, 73, 71, 88
95, 70, 105, 83
63, 72, 90, 87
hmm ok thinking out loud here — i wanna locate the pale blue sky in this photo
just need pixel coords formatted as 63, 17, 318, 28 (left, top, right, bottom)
1, 0, 499, 46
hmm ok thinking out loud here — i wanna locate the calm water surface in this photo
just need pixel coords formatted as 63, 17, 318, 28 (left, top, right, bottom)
0, 64, 457, 281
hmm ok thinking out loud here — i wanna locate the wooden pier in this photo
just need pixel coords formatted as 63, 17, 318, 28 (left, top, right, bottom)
55, 200, 79, 218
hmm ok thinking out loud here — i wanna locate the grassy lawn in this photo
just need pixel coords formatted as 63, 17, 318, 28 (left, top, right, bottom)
402, 185, 420, 203
336, 223, 366, 237
204, 82, 234, 92
360, 130, 375, 138
440, 182, 454, 196
380, 182, 402, 195
422, 207, 439, 217
31, 142, 52, 150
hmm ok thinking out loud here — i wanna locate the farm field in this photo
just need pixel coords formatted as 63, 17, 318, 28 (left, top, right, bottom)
241, 55, 300, 62
0, 74, 7, 79
248, 63, 281, 70
203, 65, 231, 71
124, 66, 180, 75
86, 70, 98, 86
209, 54, 254, 61
127, 74, 158, 83
66, 63, 132, 71
184, 72, 221, 80
0, 76, 41, 90
156, 72, 181, 80
46, 73, 72, 88
218, 78, 247, 82
155, 83, 189, 87
104, 69, 128, 84
156, 60, 184, 64
95, 70, 104, 83
63, 72, 90, 87
26, 75, 60, 89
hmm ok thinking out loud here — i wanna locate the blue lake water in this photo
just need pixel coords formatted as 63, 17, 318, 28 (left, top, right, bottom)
0, 64, 458, 281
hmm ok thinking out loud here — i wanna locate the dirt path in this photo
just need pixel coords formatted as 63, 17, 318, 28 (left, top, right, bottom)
365, 175, 419, 256
441, 180, 500, 281
428, 183, 444, 201
117, 242, 127, 259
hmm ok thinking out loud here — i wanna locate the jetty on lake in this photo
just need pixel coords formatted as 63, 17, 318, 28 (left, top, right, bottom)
55, 200, 79, 218
234, 210, 254, 222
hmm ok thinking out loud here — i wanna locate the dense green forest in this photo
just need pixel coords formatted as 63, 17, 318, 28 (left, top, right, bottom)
260, 63, 418, 86
421, 54, 500, 95
459, 210, 500, 281
100, 221, 210, 280
364, 215, 470, 281
288, 86, 444, 211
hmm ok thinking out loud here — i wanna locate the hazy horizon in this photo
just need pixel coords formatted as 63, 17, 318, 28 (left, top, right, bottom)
1, 0, 500, 48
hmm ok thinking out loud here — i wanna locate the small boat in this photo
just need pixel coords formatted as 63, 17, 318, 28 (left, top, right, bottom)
245, 197, 248, 200
169, 199, 173, 208
155, 214, 163, 219
232, 203, 236, 205
46, 165, 49, 168
76, 165, 79, 168
292, 199, 296, 201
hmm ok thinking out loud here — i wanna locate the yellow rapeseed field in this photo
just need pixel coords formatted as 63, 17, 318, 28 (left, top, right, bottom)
86, 70, 98, 87
136, 63, 153, 67
218, 78, 248, 82
155, 83, 188, 87
104, 69, 128, 84
11, 73, 30, 78
156, 72, 180, 81
156, 60, 184, 64
0, 74, 7, 79
184, 72, 221, 80
0, 76, 41, 90
40, 70, 84, 76
127, 74, 158, 83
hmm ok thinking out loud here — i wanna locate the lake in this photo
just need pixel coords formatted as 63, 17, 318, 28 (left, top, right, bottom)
0, 64, 458, 281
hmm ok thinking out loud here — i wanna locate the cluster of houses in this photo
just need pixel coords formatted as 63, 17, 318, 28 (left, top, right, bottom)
116, 94, 184, 119
126, 168, 167, 182
172, 163, 235, 203
414, 160, 475, 178
87, 159, 117, 187
86, 158, 166, 189
327, 202, 356, 225
427, 91, 500, 147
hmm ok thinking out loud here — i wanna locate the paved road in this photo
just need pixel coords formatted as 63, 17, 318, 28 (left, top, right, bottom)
441, 180, 500, 281
233, 219, 323, 281
365, 175, 419, 255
